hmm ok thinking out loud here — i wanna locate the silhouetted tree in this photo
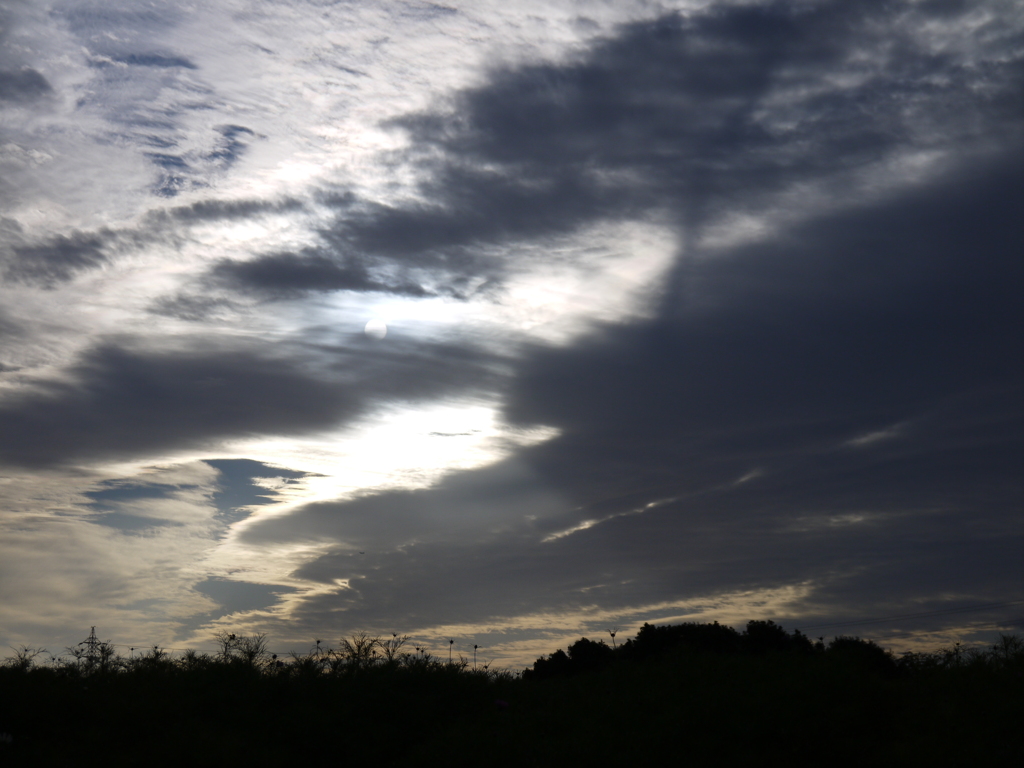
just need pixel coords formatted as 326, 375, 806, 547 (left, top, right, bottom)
788, 628, 816, 655
566, 637, 613, 673
620, 621, 742, 660
2, 646, 48, 672
213, 631, 270, 670
524, 648, 572, 680
826, 636, 898, 678
742, 620, 793, 655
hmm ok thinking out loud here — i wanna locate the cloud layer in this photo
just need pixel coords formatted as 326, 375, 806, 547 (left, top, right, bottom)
1, 0, 1021, 665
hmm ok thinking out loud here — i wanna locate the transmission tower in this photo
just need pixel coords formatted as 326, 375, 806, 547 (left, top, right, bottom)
83, 626, 100, 667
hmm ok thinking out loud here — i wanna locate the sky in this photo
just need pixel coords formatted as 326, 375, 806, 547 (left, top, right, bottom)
1, 0, 1021, 668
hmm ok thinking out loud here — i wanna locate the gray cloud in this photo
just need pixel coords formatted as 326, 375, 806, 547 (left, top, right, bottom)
107, 53, 198, 70
240, 121, 1023, 638
4, 230, 114, 286
211, 249, 438, 299
0, 344, 359, 467
0, 302, 23, 342
206, 124, 257, 171
148, 294, 242, 322
42, 1, 262, 198
243, 457, 564, 552
2, 0, 1020, 656
343, 1, 1021, 255
90, 511, 185, 534
3, 196, 303, 288
277, 501, 1021, 637
505, 159, 1023, 441
27, 1, 1016, 300
157, 196, 305, 224
143, 125, 260, 197
493, 157, 1023, 562
0, 67, 52, 101
0, 335, 503, 468
210, 0, 1022, 308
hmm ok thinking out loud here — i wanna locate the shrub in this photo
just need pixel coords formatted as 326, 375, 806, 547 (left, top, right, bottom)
826, 636, 898, 678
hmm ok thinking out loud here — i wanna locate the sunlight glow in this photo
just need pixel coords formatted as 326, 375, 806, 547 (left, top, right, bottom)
220, 401, 560, 509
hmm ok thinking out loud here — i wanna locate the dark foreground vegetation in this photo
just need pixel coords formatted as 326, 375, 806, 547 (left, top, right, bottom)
1, 621, 1021, 766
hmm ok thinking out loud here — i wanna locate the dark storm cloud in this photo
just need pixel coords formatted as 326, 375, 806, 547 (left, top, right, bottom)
242, 148, 1023, 634
331, 1, 1021, 262
243, 457, 563, 551
211, 250, 437, 298
178, 1, 1022, 304
250, 393, 1021, 630
159, 195, 305, 223
0, 335, 502, 468
498, 156, 1023, 529
494, 156, 1021, 622
209, 0, 1024, 311
4, 230, 114, 286
279, 502, 1020, 634
217, 1, 1024, 637
0, 67, 52, 101
0, 344, 358, 466
240, 456, 601, 629
3, 0, 1017, 649
290, 535, 619, 630
339, 169, 620, 261
507, 158, 1024, 442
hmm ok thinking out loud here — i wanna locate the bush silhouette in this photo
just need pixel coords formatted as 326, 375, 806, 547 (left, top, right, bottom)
621, 620, 742, 659
525, 648, 572, 680
742, 619, 812, 655
826, 635, 898, 678
566, 637, 613, 671
3, 622, 1021, 765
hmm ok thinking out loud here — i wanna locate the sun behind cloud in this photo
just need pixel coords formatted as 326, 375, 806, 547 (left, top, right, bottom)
363, 318, 388, 340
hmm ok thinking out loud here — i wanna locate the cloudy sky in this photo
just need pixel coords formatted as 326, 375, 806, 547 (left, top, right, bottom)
1, 0, 1021, 667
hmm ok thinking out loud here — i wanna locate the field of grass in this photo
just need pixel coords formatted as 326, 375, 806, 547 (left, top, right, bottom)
1, 622, 1021, 766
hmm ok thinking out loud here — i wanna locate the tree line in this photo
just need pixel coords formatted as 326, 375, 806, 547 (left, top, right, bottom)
1, 620, 1020, 765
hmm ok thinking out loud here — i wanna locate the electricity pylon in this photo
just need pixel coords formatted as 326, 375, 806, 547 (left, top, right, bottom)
84, 626, 100, 666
